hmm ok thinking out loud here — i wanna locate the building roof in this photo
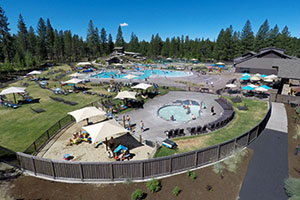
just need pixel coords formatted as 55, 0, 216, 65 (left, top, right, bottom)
275, 59, 300, 80
114, 47, 124, 50
235, 57, 280, 69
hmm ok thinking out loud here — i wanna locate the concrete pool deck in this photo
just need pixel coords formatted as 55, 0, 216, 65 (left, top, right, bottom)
116, 91, 223, 143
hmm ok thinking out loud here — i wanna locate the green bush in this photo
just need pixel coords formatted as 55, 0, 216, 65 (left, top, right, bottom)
191, 172, 197, 181
146, 179, 161, 193
186, 170, 192, 177
285, 178, 300, 198
172, 186, 181, 196
213, 162, 225, 179
289, 196, 300, 200
296, 107, 300, 116
131, 189, 144, 200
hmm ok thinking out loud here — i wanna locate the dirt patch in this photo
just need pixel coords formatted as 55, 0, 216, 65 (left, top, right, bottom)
285, 105, 300, 178
6, 149, 253, 200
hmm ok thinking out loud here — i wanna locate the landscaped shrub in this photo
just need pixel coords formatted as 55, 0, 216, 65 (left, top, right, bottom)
186, 170, 192, 177
284, 178, 300, 198
146, 179, 161, 193
125, 178, 133, 185
212, 162, 225, 179
224, 157, 237, 173
190, 172, 197, 181
172, 186, 181, 196
293, 125, 300, 139
296, 106, 300, 116
131, 189, 144, 200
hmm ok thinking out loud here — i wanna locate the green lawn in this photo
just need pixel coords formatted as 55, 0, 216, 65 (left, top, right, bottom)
154, 97, 268, 158
0, 65, 182, 152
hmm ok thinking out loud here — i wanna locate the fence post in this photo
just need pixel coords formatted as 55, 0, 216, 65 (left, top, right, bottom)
255, 126, 259, 138
33, 142, 37, 153
79, 163, 84, 181
51, 161, 56, 179
58, 120, 61, 129
31, 157, 36, 175
110, 163, 114, 181
46, 130, 50, 139
194, 151, 198, 167
140, 162, 144, 179
246, 132, 250, 145
217, 145, 221, 160
169, 157, 172, 173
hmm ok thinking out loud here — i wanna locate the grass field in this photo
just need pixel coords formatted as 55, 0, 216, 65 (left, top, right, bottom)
154, 97, 268, 157
0, 65, 181, 152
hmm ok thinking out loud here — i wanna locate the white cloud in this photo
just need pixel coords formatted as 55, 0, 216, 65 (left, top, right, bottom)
120, 22, 128, 27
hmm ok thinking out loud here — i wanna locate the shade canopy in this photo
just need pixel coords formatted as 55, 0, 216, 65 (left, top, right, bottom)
123, 74, 137, 80
250, 76, 260, 81
261, 85, 271, 89
83, 119, 128, 143
242, 85, 254, 91
69, 72, 83, 77
242, 73, 250, 77
255, 87, 268, 92
240, 76, 250, 81
68, 106, 106, 123
27, 70, 42, 75
225, 84, 237, 88
0, 87, 26, 95
247, 84, 258, 88
114, 91, 137, 100
260, 74, 267, 78
216, 62, 225, 65
64, 78, 82, 84
264, 78, 273, 82
265, 74, 277, 79
131, 83, 153, 90
76, 62, 91, 66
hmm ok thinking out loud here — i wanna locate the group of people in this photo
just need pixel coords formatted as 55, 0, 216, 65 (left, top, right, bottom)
122, 115, 145, 132
68, 131, 92, 145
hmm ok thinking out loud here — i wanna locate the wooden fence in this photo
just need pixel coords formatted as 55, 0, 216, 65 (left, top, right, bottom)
15, 100, 272, 182
271, 93, 300, 105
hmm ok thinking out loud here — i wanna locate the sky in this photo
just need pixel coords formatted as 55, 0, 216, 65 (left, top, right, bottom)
2, 0, 300, 42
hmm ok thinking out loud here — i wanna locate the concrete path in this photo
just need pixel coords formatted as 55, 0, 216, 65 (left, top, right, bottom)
239, 103, 288, 200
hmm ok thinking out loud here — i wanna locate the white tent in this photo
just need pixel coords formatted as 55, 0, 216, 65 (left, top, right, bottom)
68, 107, 106, 123
0, 87, 26, 103
76, 62, 91, 66
225, 84, 237, 88
216, 62, 225, 65
265, 74, 277, 79
131, 83, 153, 90
69, 72, 83, 77
264, 78, 273, 83
27, 70, 42, 76
247, 84, 258, 88
191, 58, 197, 61
250, 76, 260, 81
114, 91, 137, 100
255, 87, 268, 92
64, 78, 82, 84
123, 74, 137, 80
166, 58, 172, 60
83, 119, 128, 143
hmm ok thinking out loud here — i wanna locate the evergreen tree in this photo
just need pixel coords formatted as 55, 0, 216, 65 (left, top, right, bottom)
63, 30, 72, 61
240, 20, 255, 53
36, 18, 47, 60
16, 14, 27, 57
100, 28, 107, 55
27, 26, 36, 56
115, 26, 124, 47
0, 6, 13, 62
128, 32, 139, 52
46, 18, 54, 60
161, 37, 170, 57
108, 33, 114, 54
268, 24, 280, 47
255, 19, 270, 51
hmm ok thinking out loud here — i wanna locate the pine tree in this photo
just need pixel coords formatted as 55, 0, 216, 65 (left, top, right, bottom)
115, 26, 124, 47
36, 18, 47, 60
128, 32, 139, 52
27, 26, 36, 56
255, 19, 270, 51
46, 19, 54, 60
161, 37, 170, 57
108, 33, 114, 54
100, 28, 107, 55
63, 30, 72, 61
268, 24, 280, 47
0, 6, 13, 62
241, 20, 255, 53
16, 14, 27, 57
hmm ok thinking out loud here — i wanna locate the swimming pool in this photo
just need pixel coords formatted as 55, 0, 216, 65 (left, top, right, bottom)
92, 69, 192, 79
158, 103, 201, 122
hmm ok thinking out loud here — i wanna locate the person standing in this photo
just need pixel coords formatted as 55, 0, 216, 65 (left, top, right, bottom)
211, 106, 215, 115
140, 120, 144, 132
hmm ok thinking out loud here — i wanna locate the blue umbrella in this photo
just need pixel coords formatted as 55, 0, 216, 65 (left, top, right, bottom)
261, 85, 271, 89
242, 73, 250, 76
240, 76, 250, 81
217, 65, 225, 68
260, 74, 267, 78
242, 85, 254, 91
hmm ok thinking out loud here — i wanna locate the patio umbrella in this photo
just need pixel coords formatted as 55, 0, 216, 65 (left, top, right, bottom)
255, 87, 268, 92
0, 87, 26, 103
242, 73, 250, 77
27, 70, 42, 76
64, 78, 82, 84
216, 62, 225, 65
114, 91, 137, 100
242, 85, 254, 91
225, 84, 237, 88
260, 74, 267, 78
69, 72, 83, 77
68, 106, 106, 124
131, 83, 153, 90
240, 76, 250, 81
250, 76, 260, 81
264, 78, 273, 83
261, 85, 271, 89
83, 119, 128, 143
123, 74, 137, 82
254, 73, 261, 77
247, 84, 258, 88
76, 62, 91, 66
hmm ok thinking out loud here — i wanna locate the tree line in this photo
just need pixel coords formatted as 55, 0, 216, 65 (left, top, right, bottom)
0, 5, 299, 72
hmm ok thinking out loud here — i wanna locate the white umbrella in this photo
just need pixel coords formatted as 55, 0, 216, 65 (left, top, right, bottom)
131, 83, 153, 90
264, 78, 273, 83
76, 62, 91, 66
64, 78, 82, 84
68, 106, 106, 124
247, 84, 258, 88
27, 70, 42, 76
254, 73, 261, 77
0, 87, 26, 103
69, 72, 83, 77
216, 62, 225, 65
114, 91, 137, 100
123, 74, 137, 80
265, 74, 277, 79
83, 119, 128, 143
255, 87, 268, 92
225, 84, 237, 88
250, 76, 260, 81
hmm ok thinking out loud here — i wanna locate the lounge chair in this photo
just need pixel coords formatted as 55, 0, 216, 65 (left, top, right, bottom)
31, 107, 45, 113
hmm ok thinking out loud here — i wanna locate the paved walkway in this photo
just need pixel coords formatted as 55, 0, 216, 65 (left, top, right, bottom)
239, 103, 288, 200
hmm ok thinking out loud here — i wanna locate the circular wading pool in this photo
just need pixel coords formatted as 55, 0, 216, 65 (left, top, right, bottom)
158, 100, 201, 122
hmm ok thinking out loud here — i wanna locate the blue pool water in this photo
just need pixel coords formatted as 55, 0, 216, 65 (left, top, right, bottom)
92, 69, 192, 79
158, 105, 200, 122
